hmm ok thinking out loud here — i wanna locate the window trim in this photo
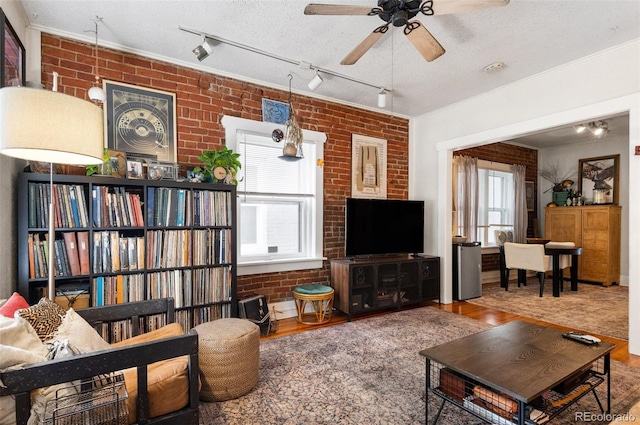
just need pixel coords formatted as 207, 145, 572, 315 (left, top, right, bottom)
221, 115, 326, 275
476, 160, 515, 247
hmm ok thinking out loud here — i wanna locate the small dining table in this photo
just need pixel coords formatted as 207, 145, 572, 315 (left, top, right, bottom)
499, 244, 583, 297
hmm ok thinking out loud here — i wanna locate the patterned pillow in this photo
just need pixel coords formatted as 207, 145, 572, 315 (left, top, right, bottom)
17, 298, 66, 341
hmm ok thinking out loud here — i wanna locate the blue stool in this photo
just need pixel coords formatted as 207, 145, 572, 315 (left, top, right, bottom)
293, 284, 334, 325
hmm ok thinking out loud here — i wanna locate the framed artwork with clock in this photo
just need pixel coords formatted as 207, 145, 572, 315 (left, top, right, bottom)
104, 80, 177, 163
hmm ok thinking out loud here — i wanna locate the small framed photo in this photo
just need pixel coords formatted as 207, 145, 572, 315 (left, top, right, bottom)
105, 149, 126, 178
148, 162, 177, 180
126, 160, 143, 179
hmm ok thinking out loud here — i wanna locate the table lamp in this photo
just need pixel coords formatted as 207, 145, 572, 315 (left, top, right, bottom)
0, 85, 104, 301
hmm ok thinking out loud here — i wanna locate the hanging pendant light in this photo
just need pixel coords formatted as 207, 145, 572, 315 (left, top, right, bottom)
88, 17, 106, 103
279, 73, 303, 161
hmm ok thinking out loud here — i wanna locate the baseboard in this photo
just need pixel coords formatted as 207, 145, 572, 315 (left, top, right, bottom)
268, 300, 298, 320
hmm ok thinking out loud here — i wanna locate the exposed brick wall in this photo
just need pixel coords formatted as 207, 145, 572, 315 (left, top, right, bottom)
40, 34, 409, 303
454, 142, 538, 272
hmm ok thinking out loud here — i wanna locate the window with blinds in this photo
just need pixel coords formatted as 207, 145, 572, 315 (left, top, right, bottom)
236, 131, 319, 262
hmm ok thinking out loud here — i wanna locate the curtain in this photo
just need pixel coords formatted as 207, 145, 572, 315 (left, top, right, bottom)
512, 164, 528, 243
454, 156, 478, 242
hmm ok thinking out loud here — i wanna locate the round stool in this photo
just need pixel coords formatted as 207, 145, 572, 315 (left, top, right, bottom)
293, 284, 334, 325
194, 318, 260, 401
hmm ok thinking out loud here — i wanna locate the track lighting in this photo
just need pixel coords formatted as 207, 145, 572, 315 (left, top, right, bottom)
193, 37, 214, 62
574, 121, 609, 138
307, 71, 323, 91
574, 124, 587, 133
179, 26, 391, 109
377, 89, 387, 108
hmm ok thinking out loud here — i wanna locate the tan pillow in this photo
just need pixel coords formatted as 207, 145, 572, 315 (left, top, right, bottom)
48, 308, 111, 353
17, 298, 66, 341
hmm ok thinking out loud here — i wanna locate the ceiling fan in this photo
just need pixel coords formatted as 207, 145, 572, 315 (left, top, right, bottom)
304, 0, 510, 65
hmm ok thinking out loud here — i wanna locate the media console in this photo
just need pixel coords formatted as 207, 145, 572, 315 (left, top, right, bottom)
330, 255, 440, 321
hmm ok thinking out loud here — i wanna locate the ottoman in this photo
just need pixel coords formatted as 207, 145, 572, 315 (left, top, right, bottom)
194, 318, 260, 401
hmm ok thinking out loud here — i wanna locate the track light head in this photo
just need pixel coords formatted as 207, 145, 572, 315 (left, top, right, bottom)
377, 89, 387, 108
307, 71, 323, 91
574, 124, 587, 133
193, 38, 214, 61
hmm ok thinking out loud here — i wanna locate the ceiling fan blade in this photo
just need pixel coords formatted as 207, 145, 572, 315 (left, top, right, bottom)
304, 4, 375, 15
404, 21, 445, 62
341, 25, 389, 65
428, 0, 510, 16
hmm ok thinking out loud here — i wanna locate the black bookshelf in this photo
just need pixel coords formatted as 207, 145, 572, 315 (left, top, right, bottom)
18, 172, 237, 329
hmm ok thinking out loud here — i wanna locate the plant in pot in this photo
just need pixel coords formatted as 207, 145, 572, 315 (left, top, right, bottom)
85, 148, 111, 176
193, 146, 241, 184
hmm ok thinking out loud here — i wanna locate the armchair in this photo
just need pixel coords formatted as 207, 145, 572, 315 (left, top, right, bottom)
503, 242, 552, 297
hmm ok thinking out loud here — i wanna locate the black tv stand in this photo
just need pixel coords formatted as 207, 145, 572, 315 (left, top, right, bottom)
330, 254, 440, 321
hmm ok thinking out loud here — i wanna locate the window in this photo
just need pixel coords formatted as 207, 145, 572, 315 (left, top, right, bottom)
477, 160, 514, 246
221, 116, 326, 275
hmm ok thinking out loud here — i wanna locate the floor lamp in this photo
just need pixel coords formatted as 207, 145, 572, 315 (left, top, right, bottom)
0, 86, 104, 301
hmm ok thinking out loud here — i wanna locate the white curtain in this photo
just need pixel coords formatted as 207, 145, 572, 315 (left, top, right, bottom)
512, 164, 528, 243
454, 156, 478, 241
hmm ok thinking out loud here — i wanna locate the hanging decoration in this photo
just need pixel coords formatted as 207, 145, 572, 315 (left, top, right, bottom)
279, 73, 304, 161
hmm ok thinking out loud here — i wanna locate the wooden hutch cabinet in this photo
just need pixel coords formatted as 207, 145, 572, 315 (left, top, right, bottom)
545, 205, 621, 286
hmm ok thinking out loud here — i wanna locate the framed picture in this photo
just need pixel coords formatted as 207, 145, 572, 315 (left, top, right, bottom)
351, 134, 387, 199
126, 160, 144, 179
1, 8, 26, 87
104, 80, 177, 163
578, 154, 619, 205
105, 149, 127, 178
525, 181, 535, 212
262, 98, 290, 124
148, 162, 177, 181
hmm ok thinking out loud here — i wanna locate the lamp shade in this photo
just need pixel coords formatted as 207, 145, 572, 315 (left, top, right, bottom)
0, 87, 104, 165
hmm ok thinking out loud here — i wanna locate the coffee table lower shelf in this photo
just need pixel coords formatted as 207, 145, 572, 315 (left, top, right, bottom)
426, 359, 608, 425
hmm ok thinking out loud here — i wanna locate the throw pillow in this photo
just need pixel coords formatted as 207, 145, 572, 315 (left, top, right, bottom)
48, 307, 111, 353
0, 292, 29, 318
17, 298, 66, 341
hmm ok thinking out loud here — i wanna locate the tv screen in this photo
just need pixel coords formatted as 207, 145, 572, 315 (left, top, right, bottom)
345, 198, 424, 257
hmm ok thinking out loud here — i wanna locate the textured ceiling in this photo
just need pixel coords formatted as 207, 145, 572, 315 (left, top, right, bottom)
20, 0, 640, 120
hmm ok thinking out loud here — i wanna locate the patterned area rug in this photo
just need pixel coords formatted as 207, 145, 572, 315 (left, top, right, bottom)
467, 280, 628, 340
199, 307, 640, 425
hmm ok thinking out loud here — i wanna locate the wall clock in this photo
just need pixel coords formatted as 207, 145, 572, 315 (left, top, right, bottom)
104, 80, 177, 163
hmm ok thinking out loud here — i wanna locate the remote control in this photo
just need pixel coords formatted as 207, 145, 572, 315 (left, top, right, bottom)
562, 332, 601, 345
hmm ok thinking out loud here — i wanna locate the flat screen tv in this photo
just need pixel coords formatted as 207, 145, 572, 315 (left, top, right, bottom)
345, 198, 424, 257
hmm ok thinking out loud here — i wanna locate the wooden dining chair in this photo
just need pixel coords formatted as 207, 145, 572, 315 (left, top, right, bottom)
503, 242, 553, 297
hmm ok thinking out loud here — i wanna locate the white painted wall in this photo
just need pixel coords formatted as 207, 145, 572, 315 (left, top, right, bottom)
409, 39, 640, 355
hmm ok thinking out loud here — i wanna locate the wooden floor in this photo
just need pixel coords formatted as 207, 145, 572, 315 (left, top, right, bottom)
262, 300, 640, 368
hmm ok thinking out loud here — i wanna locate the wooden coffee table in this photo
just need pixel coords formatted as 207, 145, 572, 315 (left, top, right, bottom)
419, 321, 615, 424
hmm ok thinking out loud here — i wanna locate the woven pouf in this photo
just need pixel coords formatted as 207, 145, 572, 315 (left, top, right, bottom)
194, 318, 260, 401
293, 283, 334, 325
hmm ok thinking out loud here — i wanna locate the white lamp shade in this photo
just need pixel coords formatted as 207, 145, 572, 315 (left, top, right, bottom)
0, 87, 104, 165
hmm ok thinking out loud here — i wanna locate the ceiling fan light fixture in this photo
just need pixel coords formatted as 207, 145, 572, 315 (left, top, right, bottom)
307, 71, 323, 91
377, 89, 387, 108
193, 37, 214, 61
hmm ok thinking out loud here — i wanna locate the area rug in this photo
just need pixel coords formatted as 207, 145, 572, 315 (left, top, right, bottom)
466, 280, 628, 340
199, 307, 640, 425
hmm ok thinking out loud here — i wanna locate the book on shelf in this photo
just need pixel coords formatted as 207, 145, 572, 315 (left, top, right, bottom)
62, 232, 81, 276
77, 231, 90, 275
28, 234, 36, 279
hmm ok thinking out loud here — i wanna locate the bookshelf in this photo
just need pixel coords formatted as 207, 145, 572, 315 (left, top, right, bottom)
18, 172, 237, 330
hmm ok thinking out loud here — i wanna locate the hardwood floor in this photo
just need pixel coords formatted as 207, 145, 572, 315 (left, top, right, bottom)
262, 301, 640, 368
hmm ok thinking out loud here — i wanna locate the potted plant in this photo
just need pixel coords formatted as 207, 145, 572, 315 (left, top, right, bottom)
193, 146, 241, 184
85, 148, 111, 176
